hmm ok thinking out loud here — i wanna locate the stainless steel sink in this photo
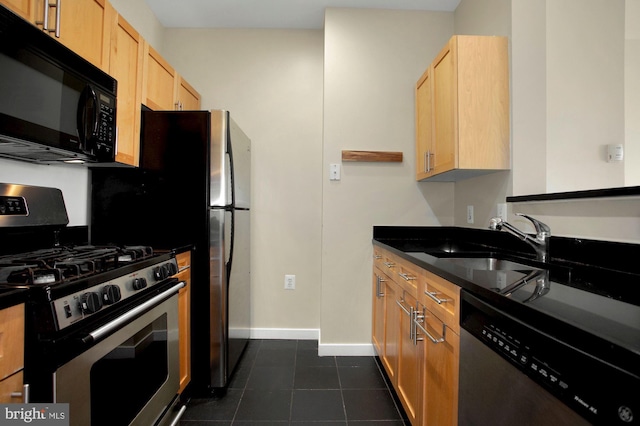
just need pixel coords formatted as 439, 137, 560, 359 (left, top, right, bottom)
440, 257, 540, 271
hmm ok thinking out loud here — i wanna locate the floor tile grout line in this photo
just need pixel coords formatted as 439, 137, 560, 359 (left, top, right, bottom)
231, 339, 261, 425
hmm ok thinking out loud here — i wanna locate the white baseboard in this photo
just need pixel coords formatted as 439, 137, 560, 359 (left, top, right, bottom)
250, 328, 319, 340
247, 328, 376, 357
318, 343, 376, 357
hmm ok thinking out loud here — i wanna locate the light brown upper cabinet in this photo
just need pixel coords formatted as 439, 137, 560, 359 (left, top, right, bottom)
142, 43, 177, 111
176, 76, 202, 111
108, 10, 143, 166
0, 0, 35, 21
415, 35, 510, 182
142, 44, 201, 112
1, 0, 112, 71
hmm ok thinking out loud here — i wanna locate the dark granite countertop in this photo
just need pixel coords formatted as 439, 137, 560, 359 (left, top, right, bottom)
373, 226, 640, 377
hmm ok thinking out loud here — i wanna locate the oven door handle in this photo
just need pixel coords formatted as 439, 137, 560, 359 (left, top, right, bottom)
82, 281, 185, 344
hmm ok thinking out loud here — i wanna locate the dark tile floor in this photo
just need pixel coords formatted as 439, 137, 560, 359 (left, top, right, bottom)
180, 339, 409, 425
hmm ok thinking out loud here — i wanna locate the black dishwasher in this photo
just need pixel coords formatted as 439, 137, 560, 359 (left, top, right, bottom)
459, 289, 639, 426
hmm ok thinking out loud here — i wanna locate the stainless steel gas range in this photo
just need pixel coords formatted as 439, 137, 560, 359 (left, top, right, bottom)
0, 183, 186, 426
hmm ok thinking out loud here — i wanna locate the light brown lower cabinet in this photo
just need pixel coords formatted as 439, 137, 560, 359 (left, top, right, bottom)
0, 303, 26, 403
420, 303, 459, 426
396, 290, 423, 425
175, 251, 192, 394
372, 246, 460, 426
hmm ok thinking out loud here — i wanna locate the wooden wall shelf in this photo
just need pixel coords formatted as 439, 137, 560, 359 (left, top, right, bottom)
341, 150, 403, 162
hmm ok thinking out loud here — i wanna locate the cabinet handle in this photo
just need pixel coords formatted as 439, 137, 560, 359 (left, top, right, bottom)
426, 150, 431, 172
424, 290, 449, 305
383, 262, 395, 268
374, 255, 382, 259
375, 275, 385, 297
53, 0, 61, 38
424, 151, 428, 173
398, 272, 415, 281
412, 309, 423, 345
414, 313, 445, 344
39, 0, 61, 37
10, 384, 30, 403
396, 298, 412, 316
36, 0, 49, 31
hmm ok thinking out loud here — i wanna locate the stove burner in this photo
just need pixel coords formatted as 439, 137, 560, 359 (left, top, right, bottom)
0, 245, 155, 287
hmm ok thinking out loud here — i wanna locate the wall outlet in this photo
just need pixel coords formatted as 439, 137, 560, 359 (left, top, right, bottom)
497, 203, 508, 221
467, 205, 474, 224
284, 274, 296, 290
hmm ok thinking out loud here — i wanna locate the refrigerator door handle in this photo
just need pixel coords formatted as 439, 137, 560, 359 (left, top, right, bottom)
226, 111, 236, 208
225, 111, 236, 283
226, 207, 235, 285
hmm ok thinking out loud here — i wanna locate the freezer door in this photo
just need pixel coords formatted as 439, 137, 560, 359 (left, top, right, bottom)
209, 110, 251, 209
228, 116, 251, 209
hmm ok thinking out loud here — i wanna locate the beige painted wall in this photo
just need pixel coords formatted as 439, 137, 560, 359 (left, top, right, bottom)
320, 8, 454, 351
547, 0, 625, 192
161, 28, 325, 335
452, 0, 513, 230
454, 0, 640, 245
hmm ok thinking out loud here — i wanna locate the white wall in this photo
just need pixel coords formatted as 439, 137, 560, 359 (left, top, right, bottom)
626, 0, 640, 185
0, 160, 89, 226
161, 28, 325, 335
547, 0, 625, 192
454, 0, 640, 244
320, 8, 454, 351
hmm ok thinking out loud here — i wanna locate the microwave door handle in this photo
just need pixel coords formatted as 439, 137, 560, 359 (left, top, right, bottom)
77, 85, 100, 153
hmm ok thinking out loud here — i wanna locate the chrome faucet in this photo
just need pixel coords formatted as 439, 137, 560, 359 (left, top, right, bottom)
489, 213, 550, 262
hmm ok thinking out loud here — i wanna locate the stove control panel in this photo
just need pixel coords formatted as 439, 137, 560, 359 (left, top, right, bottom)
0, 196, 28, 216
52, 258, 178, 330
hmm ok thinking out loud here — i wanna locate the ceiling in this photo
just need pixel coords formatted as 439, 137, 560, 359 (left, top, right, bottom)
145, 0, 462, 30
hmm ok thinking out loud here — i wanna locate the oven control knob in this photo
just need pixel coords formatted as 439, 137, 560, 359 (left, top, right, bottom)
132, 277, 147, 290
81, 292, 103, 314
153, 263, 176, 281
102, 285, 121, 304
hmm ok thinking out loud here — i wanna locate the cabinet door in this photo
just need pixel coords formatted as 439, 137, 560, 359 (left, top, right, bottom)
176, 252, 191, 394
422, 310, 459, 426
0, 371, 24, 403
372, 268, 387, 357
143, 44, 177, 111
0, 0, 35, 21
176, 76, 201, 111
396, 292, 422, 425
456, 35, 510, 170
0, 304, 24, 381
382, 280, 399, 383
416, 67, 434, 180
48, 0, 112, 71
109, 12, 143, 166
432, 39, 457, 175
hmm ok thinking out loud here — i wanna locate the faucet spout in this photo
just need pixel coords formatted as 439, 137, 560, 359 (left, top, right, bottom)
489, 214, 550, 262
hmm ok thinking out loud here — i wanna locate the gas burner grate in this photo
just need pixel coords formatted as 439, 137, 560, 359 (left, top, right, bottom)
0, 264, 64, 286
0, 245, 156, 286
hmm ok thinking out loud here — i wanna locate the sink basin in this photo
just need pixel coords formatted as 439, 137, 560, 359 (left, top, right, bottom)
441, 257, 540, 271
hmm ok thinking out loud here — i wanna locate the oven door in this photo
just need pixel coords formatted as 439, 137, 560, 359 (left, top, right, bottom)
54, 281, 183, 426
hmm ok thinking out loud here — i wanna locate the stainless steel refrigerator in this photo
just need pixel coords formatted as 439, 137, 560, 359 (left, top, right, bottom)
90, 110, 251, 395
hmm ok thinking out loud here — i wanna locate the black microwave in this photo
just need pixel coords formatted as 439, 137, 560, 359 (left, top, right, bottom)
0, 5, 117, 164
